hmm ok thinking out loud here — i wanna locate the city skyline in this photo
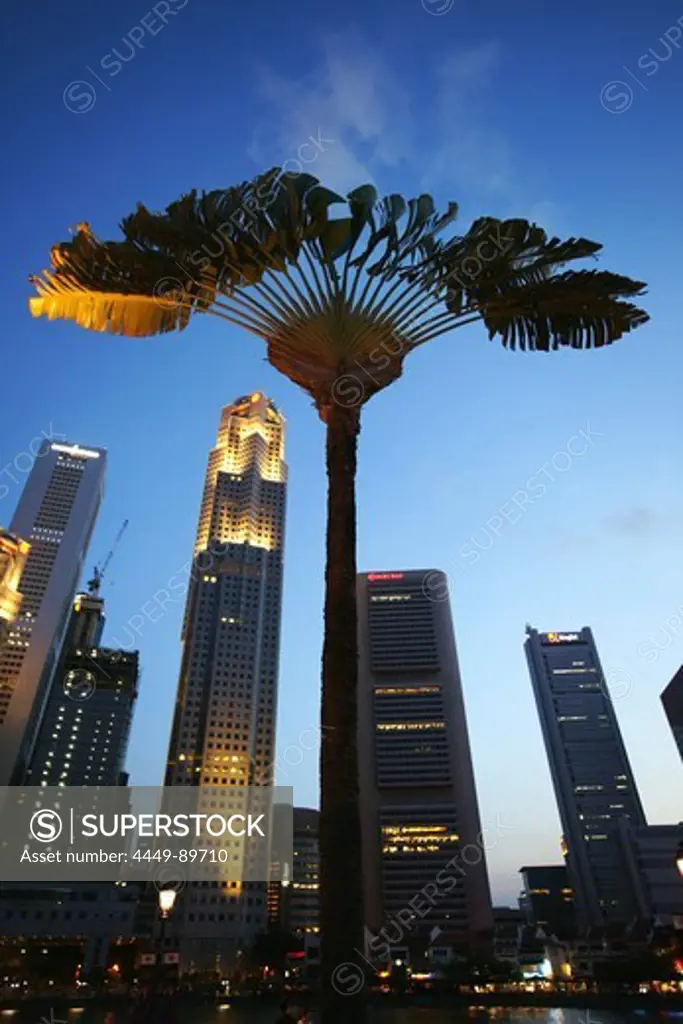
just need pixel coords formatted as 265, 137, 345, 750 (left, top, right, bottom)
1, 408, 681, 906
4, 0, 683, 907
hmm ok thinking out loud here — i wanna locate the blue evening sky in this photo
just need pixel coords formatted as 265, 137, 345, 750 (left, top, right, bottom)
2, 0, 682, 905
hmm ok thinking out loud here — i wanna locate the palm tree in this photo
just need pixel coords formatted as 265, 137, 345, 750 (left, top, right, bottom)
29, 168, 648, 1023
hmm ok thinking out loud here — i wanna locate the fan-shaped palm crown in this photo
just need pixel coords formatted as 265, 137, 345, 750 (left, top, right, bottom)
30, 168, 648, 417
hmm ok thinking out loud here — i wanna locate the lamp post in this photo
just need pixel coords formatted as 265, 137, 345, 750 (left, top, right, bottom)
147, 887, 177, 1021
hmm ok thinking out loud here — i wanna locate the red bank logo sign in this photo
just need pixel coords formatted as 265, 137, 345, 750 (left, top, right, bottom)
367, 572, 404, 582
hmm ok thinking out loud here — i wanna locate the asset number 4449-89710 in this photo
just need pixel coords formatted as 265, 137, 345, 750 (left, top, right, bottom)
132, 849, 233, 863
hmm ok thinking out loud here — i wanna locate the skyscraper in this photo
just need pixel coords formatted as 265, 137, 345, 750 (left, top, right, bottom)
269, 807, 320, 938
0, 528, 30, 649
24, 587, 139, 787
524, 626, 646, 928
357, 569, 493, 950
519, 865, 575, 938
164, 393, 287, 964
0, 441, 106, 785
661, 667, 683, 765
0, 584, 141, 976
617, 821, 683, 925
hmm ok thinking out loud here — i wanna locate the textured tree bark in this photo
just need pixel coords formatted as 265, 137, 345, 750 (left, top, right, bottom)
319, 399, 366, 1024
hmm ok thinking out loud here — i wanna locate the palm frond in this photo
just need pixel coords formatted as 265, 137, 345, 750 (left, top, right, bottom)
29, 173, 649, 413
474, 269, 649, 351
29, 224, 201, 336
29, 291, 187, 337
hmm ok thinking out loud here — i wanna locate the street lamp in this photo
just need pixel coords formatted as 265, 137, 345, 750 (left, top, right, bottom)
676, 842, 683, 878
156, 886, 177, 959
158, 887, 178, 919
148, 887, 178, 1020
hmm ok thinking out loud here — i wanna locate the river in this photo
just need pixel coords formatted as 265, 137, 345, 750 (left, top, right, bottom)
4, 1007, 670, 1023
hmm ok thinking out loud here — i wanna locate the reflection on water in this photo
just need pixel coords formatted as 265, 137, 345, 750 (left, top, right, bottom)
4, 1007, 662, 1024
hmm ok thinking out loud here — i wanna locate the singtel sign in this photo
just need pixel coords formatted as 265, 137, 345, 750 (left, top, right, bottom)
543, 632, 581, 644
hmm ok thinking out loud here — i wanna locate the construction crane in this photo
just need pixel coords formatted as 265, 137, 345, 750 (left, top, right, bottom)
87, 519, 129, 595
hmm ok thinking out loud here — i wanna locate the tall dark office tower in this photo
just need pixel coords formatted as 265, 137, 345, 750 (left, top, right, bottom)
661, 667, 683, 764
524, 627, 646, 928
357, 570, 493, 948
0, 441, 106, 785
164, 394, 287, 964
24, 588, 139, 787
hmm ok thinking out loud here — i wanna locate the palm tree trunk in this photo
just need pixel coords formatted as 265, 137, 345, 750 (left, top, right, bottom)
319, 400, 365, 1024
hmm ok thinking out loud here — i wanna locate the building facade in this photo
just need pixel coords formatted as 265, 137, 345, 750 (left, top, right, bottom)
0, 528, 30, 649
287, 808, 319, 937
0, 881, 141, 976
0, 582, 139, 979
492, 906, 523, 964
164, 394, 287, 965
661, 667, 683, 765
0, 441, 106, 785
617, 822, 683, 926
519, 865, 575, 938
269, 807, 319, 937
524, 627, 646, 928
357, 569, 493, 951
24, 588, 139, 787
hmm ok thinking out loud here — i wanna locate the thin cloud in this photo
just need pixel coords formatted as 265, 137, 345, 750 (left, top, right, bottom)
548, 506, 674, 552
249, 33, 560, 227
248, 30, 413, 193
604, 506, 658, 537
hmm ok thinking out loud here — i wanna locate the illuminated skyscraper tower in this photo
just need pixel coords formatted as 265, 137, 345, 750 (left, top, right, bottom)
0, 528, 30, 649
0, 442, 105, 785
164, 393, 287, 963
